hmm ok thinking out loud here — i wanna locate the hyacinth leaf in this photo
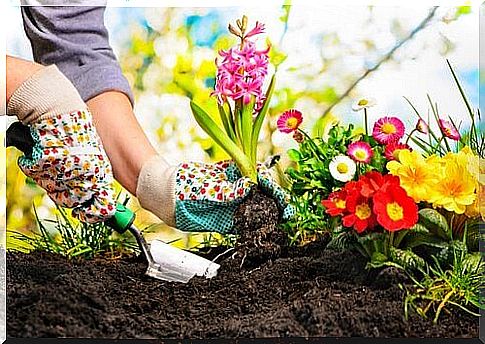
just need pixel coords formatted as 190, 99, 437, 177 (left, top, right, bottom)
190, 101, 257, 182
226, 103, 237, 142
418, 208, 451, 240
234, 104, 243, 150
251, 73, 276, 164
217, 103, 237, 143
241, 97, 256, 159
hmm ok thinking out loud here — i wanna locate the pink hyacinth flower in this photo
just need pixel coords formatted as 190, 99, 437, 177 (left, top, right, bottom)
277, 109, 303, 133
244, 21, 265, 39
384, 142, 412, 161
347, 141, 373, 164
438, 118, 461, 141
212, 31, 269, 109
372, 116, 405, 144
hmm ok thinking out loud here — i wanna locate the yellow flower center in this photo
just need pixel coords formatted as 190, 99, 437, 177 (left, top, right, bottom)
355, 149, 367, 161
382, 123, 396, 135
355, 203, 371, 220
386, 202, 404, 221
286, 117, 299, 129
335, 199, 346, 209
358, 99, 368, 106
337, 163, 349, 174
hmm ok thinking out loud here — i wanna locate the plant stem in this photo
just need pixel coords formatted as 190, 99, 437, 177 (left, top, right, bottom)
364, 108, 369, 136
298, 128, 326, 161
405, 128, 418, 145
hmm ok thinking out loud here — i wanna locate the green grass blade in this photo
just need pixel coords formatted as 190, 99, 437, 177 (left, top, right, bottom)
251, 73, 276, 164
446, 59, 475, 123
427, 94, 451, 152
404, 96, 441, 145
191, 100, 257, 181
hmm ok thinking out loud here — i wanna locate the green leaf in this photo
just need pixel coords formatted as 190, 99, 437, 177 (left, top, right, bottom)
410, 223, 429, 234
241, 97, 256, 160
287, 148, 301, 162
436, 240, 468, 267
462, 252, 484, 274
405, 234, 448, 249
190, 100, 257, 182
418, 208, 451, 240
218, 103, 237, 143
389, 247, 426, 271
251, 73, 276, 163
371, 251, 389, 264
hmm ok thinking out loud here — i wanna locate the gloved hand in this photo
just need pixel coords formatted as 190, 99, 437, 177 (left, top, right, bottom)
136, 157, 295, 234
6, 65, 116, 223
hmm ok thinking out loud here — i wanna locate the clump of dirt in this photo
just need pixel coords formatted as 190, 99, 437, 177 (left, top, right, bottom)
233, 189, 287, 267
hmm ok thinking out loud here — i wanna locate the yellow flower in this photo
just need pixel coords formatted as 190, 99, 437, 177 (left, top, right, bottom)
443, 146, 479, 182
386, 150, 440, 203
432, 154, 476, 214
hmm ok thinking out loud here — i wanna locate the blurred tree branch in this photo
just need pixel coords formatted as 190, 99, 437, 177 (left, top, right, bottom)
320, 6, 439, 119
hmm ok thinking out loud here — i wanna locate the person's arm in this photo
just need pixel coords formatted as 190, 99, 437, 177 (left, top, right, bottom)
21, 4, 177, 224
21, 5, 159, 194
6, 56, 117, 223
6, 56, 43, 103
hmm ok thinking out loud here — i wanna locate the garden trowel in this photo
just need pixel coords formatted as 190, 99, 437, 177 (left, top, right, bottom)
106, 203, 220, 283
6, 121, 220, 283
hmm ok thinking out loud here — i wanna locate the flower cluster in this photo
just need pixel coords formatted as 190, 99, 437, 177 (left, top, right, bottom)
322, 171, 418, 233
212, 21, 269, 111
387, 147, 479, 216
277, 95, 481, 238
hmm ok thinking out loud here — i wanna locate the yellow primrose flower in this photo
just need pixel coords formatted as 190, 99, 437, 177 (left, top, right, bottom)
432, 157, 476, 214
386, 149, 440, 203
443, 146, 479, 182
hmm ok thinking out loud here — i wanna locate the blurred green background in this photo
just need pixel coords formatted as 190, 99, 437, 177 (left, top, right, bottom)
5, 5, 479, 249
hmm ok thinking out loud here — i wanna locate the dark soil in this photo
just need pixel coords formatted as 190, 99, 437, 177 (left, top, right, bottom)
7, 190, 479, 339
233, 190, 286, 267
7, 239, 479, 339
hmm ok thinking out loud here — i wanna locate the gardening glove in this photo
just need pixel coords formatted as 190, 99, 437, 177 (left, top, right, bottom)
6, 65, 117, 223
136, 156, 294, 234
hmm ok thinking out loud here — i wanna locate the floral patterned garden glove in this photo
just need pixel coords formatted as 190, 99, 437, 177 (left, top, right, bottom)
6, 65, 116, 223
136, 157, 294, 234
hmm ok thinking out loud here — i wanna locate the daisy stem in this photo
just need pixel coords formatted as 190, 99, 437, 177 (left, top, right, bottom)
405, 128, 418, 145
364, 108, 369, 136
297, 129, 325, 161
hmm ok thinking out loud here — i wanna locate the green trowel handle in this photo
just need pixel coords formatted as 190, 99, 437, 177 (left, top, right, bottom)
106, 203, 136, 234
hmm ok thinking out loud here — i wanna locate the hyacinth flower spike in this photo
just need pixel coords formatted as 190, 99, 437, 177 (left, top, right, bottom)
190, 15, 275, 182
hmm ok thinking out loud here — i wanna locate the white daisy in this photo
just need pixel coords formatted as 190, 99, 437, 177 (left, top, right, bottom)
352, 97, 377, 112
329, 155, 356, 182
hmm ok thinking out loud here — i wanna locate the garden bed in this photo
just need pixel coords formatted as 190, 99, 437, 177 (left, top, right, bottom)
7, 239, 478, 339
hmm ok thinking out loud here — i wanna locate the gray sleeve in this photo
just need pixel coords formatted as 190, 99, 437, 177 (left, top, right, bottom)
21, 5, 135, 106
